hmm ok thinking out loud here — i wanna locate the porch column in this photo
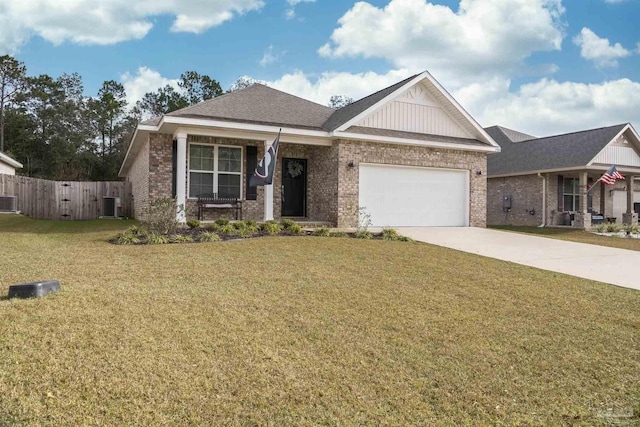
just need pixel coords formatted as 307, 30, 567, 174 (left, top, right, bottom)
176, 132, 187, 223
263, 139, 274, 221
623, 175, 637, 225
575, 171, 591, 229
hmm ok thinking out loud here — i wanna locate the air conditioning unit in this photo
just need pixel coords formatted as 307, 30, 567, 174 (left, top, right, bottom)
0, 195, 17, 212
103, 196, 121, 218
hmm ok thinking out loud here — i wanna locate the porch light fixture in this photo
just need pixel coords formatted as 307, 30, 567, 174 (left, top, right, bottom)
476, 170, 483, 175
347, 161, 355, 168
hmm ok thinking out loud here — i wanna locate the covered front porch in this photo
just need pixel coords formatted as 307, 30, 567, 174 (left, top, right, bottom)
172, 128, 340, 225
549, 169, 640, 228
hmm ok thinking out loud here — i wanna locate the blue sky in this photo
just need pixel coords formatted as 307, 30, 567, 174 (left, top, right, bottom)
4, 0, 640, 136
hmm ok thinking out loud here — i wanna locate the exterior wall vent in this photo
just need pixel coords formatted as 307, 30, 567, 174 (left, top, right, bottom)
102, 197, 121, 218
0, 195, 17, 212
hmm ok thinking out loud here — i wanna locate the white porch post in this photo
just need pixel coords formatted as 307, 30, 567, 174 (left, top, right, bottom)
263, 139, 274, 221
176, 132, 187, 223
575, 171, 591, 229
623, 175, 637, 225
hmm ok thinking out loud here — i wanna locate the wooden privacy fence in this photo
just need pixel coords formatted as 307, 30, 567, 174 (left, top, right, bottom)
0, 174, 132, 220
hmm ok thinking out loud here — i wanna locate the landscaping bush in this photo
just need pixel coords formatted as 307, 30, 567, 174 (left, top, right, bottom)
624, 223, 640, 234
354, 230, 373, 239
245, 219, 257, 228
215, 218, 231, 226
169, 234, 194, 243
382, 227, 401, 241
287, 223, 303, 235
186, 219, 201, 229
595, 223, 608, 233
605, 223, 623, 233
260, 221, 281, 235
312, 227, 330, 237
143, 197, 180, 235
219, 224, 237, 236
233, 221, 247, 230
147, 233, 169, 244
205, 223, 221, 232
198, 231, 221, 242
110, 230, 141, 245
280, 218, 297, 229
329, 231, 348, 238
127, 224, 148, 237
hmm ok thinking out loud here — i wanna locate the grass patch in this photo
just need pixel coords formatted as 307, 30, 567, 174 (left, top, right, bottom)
491, 225, 640, 251
1, 216, 639, 425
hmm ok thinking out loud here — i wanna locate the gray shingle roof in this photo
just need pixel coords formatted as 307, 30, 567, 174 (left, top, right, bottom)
486, 124, 627, 176
495, 125, 535, 142
166, 84, 335, 130
322, 74, 419, 131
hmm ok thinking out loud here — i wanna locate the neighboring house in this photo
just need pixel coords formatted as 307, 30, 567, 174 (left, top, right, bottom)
0, 151, 23, 175
119, 71, 500, 228
486, 123, 640, 228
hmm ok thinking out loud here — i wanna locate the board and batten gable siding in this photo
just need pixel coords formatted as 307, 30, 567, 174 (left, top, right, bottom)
355, 83, 474, 139
591, 130, 640, 168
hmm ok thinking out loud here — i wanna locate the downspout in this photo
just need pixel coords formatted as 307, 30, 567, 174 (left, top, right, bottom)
538, 173, 546, 227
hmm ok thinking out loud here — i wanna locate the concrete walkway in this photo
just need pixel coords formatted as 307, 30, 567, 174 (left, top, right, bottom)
401, 227, 640, 291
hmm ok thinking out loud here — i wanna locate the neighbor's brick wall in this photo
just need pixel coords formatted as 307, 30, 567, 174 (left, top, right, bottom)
487, 175, 543, 226
334, 139, 487, 228
126, 136, 150, 220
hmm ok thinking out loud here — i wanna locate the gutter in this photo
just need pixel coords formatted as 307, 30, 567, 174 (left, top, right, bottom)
537, 173, 546, 227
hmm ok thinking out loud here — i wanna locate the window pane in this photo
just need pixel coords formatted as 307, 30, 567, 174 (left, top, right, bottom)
575, 196, 581, 210
218, 173, 241, 198
189, 172, 214, 197
563, 178, 574, 193
563, 195, 574, 211
218, 147, 242, 172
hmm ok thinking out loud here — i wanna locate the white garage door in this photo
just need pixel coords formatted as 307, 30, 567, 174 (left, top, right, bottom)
359, 164, 469, 227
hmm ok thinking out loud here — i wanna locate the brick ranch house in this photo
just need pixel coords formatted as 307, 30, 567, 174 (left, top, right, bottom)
118, 71, 501, 228
486, 123, 640, 229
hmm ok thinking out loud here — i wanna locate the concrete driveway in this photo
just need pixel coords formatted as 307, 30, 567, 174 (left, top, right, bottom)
401, 227, 640, 291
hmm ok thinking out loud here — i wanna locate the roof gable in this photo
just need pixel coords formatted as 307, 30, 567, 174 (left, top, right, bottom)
327, 71, 498, 148
589, 124, 640, 168
166, 84, 335, 130
486, 124, 629, 176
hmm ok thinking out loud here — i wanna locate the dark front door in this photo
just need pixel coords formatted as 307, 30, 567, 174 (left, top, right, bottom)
282, 158, 307, 217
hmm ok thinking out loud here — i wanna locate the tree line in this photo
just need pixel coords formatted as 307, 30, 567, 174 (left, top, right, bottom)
0, 55, 354, 181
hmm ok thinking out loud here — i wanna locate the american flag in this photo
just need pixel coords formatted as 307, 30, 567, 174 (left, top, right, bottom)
600, 166, 624, 185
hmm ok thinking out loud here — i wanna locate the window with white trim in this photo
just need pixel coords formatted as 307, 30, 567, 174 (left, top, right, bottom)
189, 144, 242, 198
562, 177, 592, 211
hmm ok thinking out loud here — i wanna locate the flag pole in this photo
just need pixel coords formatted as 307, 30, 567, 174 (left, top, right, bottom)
586, 175, 603, 194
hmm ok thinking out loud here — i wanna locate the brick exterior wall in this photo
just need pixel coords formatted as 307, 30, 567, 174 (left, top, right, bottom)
125, 137, 150, 220
333, 139, 488, 228
135, 132, 488, 227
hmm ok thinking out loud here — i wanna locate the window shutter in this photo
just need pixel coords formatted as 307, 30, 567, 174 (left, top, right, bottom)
246, 146, 258, 200
557, 175, 563, 211
172, 140, 177, 198
587, 177, 594, 212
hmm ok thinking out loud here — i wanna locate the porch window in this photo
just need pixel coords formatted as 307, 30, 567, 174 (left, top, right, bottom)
562, 177, 592, 211
189, 144, 242, 198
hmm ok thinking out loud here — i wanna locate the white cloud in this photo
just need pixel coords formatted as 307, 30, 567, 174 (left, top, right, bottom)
318, 0, 565, 85
573, 27, 630, 68
120, 67, 181, 108
265, 69, 413, 105
455, 77, 640, 136
284, 9, 296, 19
0, 0, 264, 53
284, 0, 316, 20
604, 0, 626, 3
259, 45, 285, 67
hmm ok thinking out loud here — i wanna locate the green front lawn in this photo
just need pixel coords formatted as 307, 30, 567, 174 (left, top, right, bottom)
1, 215, 639, 425
491, 225, 640, 251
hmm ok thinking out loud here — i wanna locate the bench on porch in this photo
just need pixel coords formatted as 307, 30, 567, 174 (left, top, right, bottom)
197, 193, 242, 221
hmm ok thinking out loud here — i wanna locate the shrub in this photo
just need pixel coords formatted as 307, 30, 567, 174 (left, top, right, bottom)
186, 219, 201, 229
624, 223, 640, 234
605, 223, 622, 233
595, 223, 608, 233
312, 227, 330, 237
169, 234, 194, 243
215, 218, 230, 226
357, 206, 372, 232
205, 223, 221, 232
110, 231, 140, 245
287, 223, 303, 235
126, 224, 148, 237
198, 231, 221, 242
397, 235, 414, 242
260, 221, 282, 235
245, 219, 257, 228
219, 224, 237, 236
143, 197, 180, 235
329, 231, 348, 238
280, 218, 297, 229
233, 221, 246, 230
382, 227, 401, 241
354, 230, 373, 239
147, 233, 169, 244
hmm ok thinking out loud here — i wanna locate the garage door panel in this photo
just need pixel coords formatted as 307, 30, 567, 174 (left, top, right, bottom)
359, 164, 469, 227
